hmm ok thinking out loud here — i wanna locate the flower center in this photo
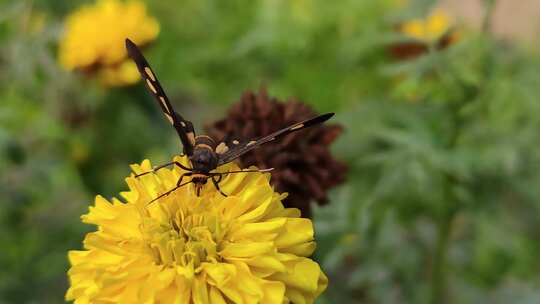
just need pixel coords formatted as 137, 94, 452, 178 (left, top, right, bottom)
142, 210, 223, 269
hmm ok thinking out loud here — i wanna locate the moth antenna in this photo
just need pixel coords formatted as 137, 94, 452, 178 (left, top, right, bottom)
147, 180, 193, 205
211, 168, 274, 175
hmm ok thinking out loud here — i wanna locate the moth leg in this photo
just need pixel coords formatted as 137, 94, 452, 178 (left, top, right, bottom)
215, 174, 223, 183
147, 172, 193, 205
211, 176, 228, 197
173, 161, 193, 172
176, 172, 193, 186
135, 161, 192, 178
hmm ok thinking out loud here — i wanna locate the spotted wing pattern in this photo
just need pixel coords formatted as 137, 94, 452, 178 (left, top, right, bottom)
125, 38, 195, 156
216, 112, 335, 165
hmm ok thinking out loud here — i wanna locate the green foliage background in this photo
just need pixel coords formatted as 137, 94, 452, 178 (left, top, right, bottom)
1, 0, 540, 303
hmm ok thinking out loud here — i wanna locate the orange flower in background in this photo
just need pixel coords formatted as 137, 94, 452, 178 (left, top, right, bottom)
66, 156, 328, 303
59, 0, 159, 86
390, 9, 460, 60
400, 9, 454, 43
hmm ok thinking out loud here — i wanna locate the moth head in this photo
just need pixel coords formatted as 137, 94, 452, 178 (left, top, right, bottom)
190, 148, 218, 172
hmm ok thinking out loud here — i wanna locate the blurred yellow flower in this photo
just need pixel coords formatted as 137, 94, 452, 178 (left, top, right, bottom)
400, 9, 454, 43
59, 0, 159, 86
66, 156, 328, 303
98, 59, 141, 87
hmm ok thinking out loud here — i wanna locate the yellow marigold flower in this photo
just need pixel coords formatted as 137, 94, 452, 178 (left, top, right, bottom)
400, 9, 453, 43
59, 0, 159, 86
98, 59, 141, 87
66, 156, 328, 303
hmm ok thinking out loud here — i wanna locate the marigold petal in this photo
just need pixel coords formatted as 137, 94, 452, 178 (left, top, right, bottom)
217, 196, 250, 219
220, 241, 275, 258
236, 194, 274, 223
202, 262, 236, 286
192, 275, 210, 304
281, 241, 317, 256
228, 219, 286, 241
259, 280, 286, 304
209, 286, 227, 304
270, 257, 328, 303
228, 254, 286, 274
274, 218, 314, 249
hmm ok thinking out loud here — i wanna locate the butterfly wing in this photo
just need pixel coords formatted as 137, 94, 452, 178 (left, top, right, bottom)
125, 38, 195, 156
216, 112, 335, 165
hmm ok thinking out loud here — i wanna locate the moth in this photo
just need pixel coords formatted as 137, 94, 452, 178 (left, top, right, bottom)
125, 38, 334, 202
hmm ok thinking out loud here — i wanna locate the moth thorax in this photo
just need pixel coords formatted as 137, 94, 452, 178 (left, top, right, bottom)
194, 135, 216, 149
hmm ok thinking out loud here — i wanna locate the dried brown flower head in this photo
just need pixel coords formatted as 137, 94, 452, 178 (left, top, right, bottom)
206, 87, 347, 217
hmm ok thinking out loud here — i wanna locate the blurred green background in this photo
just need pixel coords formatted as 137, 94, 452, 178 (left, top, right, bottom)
2, 0, 540, 303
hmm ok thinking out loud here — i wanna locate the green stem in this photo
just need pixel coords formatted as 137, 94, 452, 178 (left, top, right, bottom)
430, 207, 456, 304
429, 83, 463, 304
482, 0, 497, 33
427, 3, 496, 300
